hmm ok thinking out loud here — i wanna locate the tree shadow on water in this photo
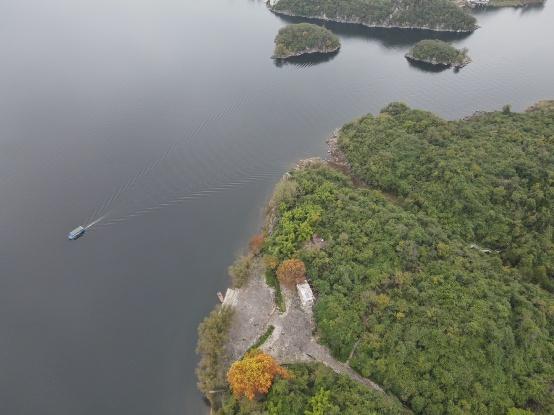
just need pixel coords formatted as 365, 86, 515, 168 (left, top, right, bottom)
405, 57, 468, 74
405, 58, 451, 73
471, 3, 545, 17
273, 50, 339, 68
275, 14, 473, 49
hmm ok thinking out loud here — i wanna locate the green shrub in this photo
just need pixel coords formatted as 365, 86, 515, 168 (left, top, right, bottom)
269, 178, 299, 211
228, 254, 253, 288
196, 306, 234, 409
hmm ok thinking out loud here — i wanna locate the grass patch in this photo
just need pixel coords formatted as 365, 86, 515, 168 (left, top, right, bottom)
247, 325, 275, 353
265, 269, 286, 312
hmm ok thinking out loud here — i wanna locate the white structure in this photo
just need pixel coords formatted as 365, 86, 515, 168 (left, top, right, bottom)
222, 288, 239, 308
467, 0, 489, 6
296, 282, 315, 310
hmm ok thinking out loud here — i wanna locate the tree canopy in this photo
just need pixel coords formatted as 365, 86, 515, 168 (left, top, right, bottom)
339, 102, 554, 292
277, 258, 307, 286
222, 363, 409, 414
227, 350, 290, 400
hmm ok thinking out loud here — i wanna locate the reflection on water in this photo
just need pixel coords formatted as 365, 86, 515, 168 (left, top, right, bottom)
472, 3, 545, 16
405, 58, 451, 73
518, 3, 546, 14
273, 50, 339, 67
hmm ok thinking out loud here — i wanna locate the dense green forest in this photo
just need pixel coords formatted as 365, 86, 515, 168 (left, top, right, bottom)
221, 363, 409, 414
263, 160, 553, 414
339, 102, 554, 292
271, 0, 477, 32
406, 39, 469, 67
273, 23, 340, 58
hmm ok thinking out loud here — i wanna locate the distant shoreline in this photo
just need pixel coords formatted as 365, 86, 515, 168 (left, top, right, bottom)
270, 8, 478, 33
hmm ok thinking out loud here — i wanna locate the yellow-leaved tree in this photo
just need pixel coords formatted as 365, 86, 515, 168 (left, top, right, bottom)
227, 349, 290, 400
276, 259, 306, 287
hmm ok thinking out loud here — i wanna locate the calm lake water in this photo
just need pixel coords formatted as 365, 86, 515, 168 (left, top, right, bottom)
1, 1, 553, 414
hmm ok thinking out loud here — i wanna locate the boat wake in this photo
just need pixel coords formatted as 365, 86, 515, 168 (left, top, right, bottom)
85, 215, 107, 230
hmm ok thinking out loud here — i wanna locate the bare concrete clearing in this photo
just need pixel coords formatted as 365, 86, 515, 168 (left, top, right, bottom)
225, 271, 384, 393
225, 272, 276, 364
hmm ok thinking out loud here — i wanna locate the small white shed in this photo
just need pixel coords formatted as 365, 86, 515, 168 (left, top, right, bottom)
296, 282, 315, 310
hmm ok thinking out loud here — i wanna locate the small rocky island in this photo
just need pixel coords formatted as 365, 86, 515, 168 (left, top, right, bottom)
405, 39, 470, 69
273, 23, 340, 59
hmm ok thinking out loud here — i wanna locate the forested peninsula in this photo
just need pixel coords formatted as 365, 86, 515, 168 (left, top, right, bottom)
269, 0, 478, 32
273, 23, 340, 59
197, 101, 554, 415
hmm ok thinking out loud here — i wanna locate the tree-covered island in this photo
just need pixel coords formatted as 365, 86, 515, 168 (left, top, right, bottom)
273, 23, 341, 59
405, 39, 470, 68
197, 101, 554, 414
269, 0, 478, 32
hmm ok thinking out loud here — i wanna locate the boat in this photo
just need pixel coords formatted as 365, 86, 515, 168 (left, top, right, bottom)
68, 226, 86, 240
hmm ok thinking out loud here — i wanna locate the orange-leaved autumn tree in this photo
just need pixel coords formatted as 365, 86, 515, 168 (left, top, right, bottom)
249, 234, 264, 255
276, 259, 306, 286
227, 349, 290, 400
